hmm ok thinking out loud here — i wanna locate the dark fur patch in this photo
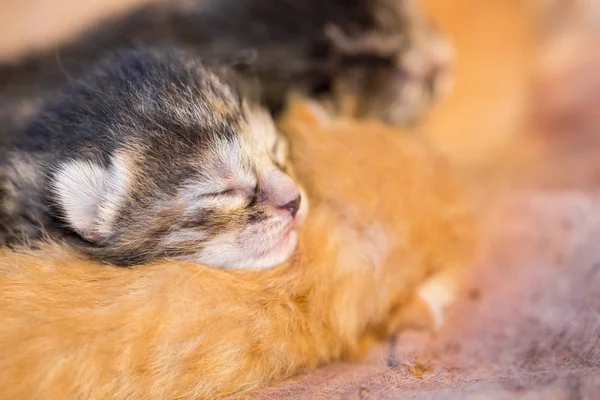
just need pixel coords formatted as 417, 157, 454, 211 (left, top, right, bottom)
0, 0, 446, 125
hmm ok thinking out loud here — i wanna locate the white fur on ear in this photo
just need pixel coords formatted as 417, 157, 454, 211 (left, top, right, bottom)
51, 160, 111, 243
93, 154, 133, 239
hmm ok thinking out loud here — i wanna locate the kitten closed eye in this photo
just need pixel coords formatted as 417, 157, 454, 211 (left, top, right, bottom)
203, 188, 248, 198
202, 183, 258, 199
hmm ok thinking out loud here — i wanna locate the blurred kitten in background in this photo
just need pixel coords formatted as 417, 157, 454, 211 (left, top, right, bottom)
0, 0, 452, 127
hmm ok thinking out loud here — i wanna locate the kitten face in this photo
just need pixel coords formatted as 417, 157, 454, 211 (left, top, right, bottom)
45, 49, 307, 268
163, 110, 308, 269
53, 107, 306, 269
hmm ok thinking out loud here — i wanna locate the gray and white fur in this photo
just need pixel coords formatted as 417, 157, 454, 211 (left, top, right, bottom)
0, 48, 307, 269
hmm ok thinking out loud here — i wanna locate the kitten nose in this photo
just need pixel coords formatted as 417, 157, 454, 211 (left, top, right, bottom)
280, 196, 301, 218
264, 169, 301, 216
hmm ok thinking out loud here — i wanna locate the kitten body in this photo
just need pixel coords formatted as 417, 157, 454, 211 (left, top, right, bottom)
0, 0, 452, 126
0, 99, 475, 398
0, 48, 306, 268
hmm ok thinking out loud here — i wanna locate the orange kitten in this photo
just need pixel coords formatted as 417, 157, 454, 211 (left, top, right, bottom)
0, 99, 474, 399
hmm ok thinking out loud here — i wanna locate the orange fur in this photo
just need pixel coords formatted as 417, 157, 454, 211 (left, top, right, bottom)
419, 0, 537, 167
0, 99, 474, 398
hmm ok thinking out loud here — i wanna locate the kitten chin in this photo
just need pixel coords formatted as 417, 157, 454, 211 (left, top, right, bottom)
0, 98, 475, 398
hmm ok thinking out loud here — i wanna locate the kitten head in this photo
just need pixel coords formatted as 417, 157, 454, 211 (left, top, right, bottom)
324, 0, 453, 125
46, 48, 307, 268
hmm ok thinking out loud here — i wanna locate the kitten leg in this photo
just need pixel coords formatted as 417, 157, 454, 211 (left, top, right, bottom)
416, 270, 458, 330
390, 268, 461, 333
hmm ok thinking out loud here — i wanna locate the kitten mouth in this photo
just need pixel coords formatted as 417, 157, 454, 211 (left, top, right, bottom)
256, 224, 296, 258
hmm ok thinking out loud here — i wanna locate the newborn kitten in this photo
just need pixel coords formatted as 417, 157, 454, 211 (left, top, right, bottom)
0, 48, 307, 268
0, 0, 452, 126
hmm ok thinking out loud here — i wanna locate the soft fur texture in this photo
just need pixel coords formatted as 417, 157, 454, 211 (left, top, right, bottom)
0, 99, 474, 399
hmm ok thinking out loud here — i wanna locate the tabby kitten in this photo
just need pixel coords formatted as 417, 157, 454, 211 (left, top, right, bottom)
0, 48, 307, 268
0, 0, 452, 126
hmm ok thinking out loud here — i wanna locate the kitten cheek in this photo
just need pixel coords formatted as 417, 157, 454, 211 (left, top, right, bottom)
164, 229, 209, 247
247, 210, 268, 224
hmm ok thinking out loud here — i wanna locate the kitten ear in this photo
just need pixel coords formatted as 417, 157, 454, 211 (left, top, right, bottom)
204, 51, 263, 106
51, 160, 111, 243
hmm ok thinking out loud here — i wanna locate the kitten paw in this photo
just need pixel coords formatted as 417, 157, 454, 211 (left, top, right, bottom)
416, 273, 457, 330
